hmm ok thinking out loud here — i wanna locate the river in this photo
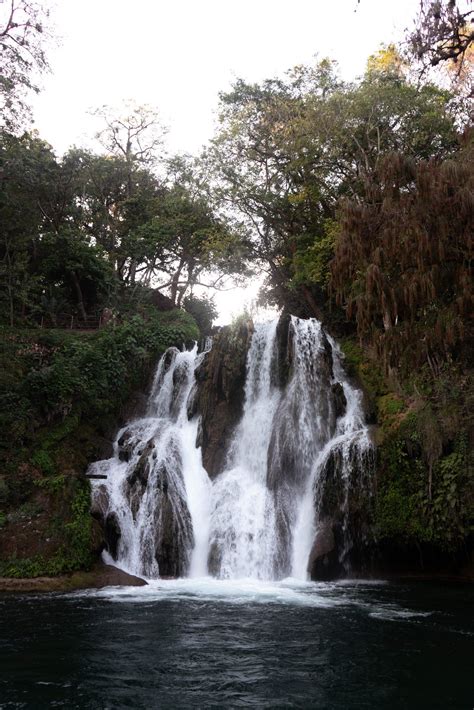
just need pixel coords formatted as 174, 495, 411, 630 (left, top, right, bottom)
0, 578, 472, 708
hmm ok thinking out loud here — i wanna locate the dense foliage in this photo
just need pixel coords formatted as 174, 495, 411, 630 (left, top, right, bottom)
0, 310, 199, 577
332, 140, 473, 375
0, 127, 247, 327
207, 50, 460, 316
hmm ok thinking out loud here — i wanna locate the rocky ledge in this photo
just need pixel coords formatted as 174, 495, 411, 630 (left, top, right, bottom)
0, 563, 147, 593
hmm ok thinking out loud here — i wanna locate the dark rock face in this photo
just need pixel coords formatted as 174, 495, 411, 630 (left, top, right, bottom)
124, 438, 194, 577
93, 432, 194, 577
331, 382, 347, 420
307, 443, 375, 580
307, 518, 341, 580
126, 441, 153, 520
194, 321, 253, 478
266, 322, 337, 494
207, 540, 223, 577
117, 430, 136, 462
186, 382, 199, 419
170, 360, 191, 420
273, 312, 292, 388
152, 462, 194, 578
90, 484, 109, 522
104, 512, 121, 560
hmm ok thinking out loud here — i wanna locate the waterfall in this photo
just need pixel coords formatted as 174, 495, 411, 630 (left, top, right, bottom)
290, 332, 373, 578
89, 344, 211, 579
207, 321, 282, 579
90, 317, 373, 581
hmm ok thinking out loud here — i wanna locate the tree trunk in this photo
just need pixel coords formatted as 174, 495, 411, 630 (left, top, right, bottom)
71, 271, 87, 322
170, 261, 184, 306
128, 258, 137, 285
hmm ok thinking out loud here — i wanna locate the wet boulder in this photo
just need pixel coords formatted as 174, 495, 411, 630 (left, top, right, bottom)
307, 518, 344, 581
152, 462, 194, 578
90, 484, 110, 522
125, 439, 157, 519
104, 512, 121, 560
117, 427, 141, 463
170, 360, 191, 419
186, 382, 199, 420
194, 320, 253, 478
331, 382, 347, 420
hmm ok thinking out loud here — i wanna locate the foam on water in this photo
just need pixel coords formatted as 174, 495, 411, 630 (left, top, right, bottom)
69, 574, 433, 625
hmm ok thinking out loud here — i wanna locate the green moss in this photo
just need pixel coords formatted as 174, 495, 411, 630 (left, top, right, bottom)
340, 339, 386, 399
61, 478, 93, 571
375, 411, 472, 549
378, 393, 405, 418
339, 337, 472, 553
35, 474, 66, 494
0, 479, 93, 578
30, 449, 56, 476
38, 415, 80, 449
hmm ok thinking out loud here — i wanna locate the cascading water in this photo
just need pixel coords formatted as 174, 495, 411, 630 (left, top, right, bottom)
89, 344, 211, 579
90, 317, 373, 581
207, 321, 282, 579
290, 331, 373, 579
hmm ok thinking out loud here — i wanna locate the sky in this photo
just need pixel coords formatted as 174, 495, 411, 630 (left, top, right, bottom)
31, 0, 421, 322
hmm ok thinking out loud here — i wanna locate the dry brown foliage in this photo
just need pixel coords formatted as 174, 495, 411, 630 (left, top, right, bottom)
331, 132, 473, 375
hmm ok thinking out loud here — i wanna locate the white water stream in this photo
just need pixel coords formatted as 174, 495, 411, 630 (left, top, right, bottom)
90, 317, 372, 581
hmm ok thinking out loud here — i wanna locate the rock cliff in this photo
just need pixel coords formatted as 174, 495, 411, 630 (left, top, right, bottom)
194, 320, 253, 478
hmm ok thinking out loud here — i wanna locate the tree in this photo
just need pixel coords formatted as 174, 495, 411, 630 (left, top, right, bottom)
36, 229, 115, 322
183, 294, 218, 334
409, 0, 473, 73
64, 149, 162, 281
0, 131, 56, 323
0, 137, 120, 324
207, 59, 459, 315
331, 135, 473, 375
0, 0, 50, 131
129, 176, 248, 306
93, 101, 166, 195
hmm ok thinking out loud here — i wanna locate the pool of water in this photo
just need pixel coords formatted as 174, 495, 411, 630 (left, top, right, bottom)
0, 578, 472, 708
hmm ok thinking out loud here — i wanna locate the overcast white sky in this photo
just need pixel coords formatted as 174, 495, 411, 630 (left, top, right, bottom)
33, 0, 420, 155
31, 0, 421, 321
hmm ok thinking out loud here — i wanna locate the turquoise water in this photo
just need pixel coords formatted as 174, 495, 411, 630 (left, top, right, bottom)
0, 578, 472, 708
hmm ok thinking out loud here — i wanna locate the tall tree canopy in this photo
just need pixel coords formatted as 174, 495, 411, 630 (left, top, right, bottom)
207, 57, 459, 316
331, 138, 473, 374
0, 0, 50, 131
0, 128, 248, 324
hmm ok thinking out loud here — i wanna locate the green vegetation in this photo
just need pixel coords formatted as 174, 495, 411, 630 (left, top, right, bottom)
0, 310, 198, 577
344, 345, 473, 556
375, 414, 472, 549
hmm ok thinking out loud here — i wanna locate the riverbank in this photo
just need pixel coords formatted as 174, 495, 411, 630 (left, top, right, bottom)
0, 563, 147, 593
